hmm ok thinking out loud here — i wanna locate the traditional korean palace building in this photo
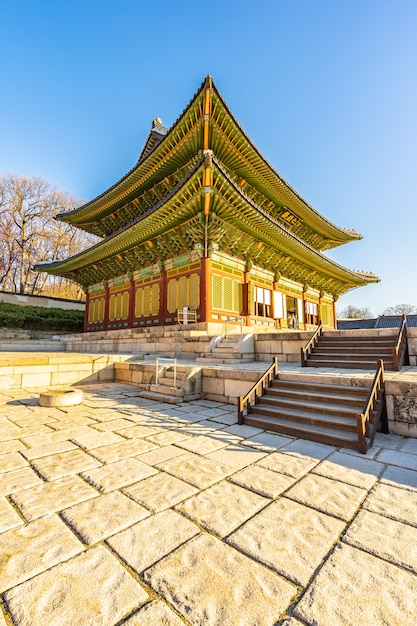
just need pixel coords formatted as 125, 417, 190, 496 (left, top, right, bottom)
36, 76, 379, 333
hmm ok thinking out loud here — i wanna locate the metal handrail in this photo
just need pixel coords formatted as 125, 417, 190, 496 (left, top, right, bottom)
356, 359, 385, 453
238, 357, 279, 424
225, 316, 244, 338
155, 356, 178, 388
392, 315, 408, 370
301, 321, 323, 366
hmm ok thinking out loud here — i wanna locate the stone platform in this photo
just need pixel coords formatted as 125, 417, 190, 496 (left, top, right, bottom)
0, 383, 417, 625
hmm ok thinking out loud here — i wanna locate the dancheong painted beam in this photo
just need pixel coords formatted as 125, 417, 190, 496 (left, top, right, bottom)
35, 76, 379, 333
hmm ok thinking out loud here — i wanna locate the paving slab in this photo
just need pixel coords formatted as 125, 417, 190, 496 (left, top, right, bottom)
228, 498, 344, 586
0, 466, 43, 496
284, 473, 368, 520
0, 451, 28, 473
87, 437, 158, 463
228, 464, 296, 498
138, 444, 187, 466
377, 448, 417, 471
256, 450, 318, 478
0, 496, 24, 532
11, 474, 98, 521
156, 451, 233, 489
176, 480, 269, 537
312, 450, 383, 489
69, 429, 125, 449
293, 543, 417, 626
380, 464, 417, 491
144, 533, 297, 626
123, 600, 184, 625
31, 448, 102, 480
5, 545, 148, 626
175, 434, 229, 454
242, 431, 294, 451
282, 438, 337, 460
343, 509, 417, 573
123, 471, 198, 512
363, 481, 417, 526
0, 514, 83, 593
61, 490, 150, 544
206, 443, 268, 469
20, 439, 79, 459
107, 509, 199, 573
81, 457, 158, 492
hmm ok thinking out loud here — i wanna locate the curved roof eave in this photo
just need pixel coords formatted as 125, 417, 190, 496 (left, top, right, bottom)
210, 83, 361, 244
56, 77, 210, 225
37, 158, 379, 289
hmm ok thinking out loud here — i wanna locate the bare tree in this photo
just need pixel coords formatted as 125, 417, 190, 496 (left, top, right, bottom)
0, 174, 97, 297
338, 305, 373, 319
382, 304, 417, 316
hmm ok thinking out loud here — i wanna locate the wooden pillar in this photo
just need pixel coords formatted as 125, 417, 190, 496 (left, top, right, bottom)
128, 278, 135, 328
160, 269, 167, 324
242, 272, 251, 323
103, 285, 110, 330
83, 291, 90, 332
199, 258, 212, 322
333, 300, 338, 329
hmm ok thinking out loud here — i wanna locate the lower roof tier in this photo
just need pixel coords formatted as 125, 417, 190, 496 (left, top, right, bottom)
36, 157, 379, 297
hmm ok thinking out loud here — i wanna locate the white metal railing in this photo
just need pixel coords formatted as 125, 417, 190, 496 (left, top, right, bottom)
225, 316, 244, 338
155, 356, 178, 388
177, 307, 197, 324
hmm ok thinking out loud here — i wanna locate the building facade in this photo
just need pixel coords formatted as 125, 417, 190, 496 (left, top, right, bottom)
36, 76, 379, 332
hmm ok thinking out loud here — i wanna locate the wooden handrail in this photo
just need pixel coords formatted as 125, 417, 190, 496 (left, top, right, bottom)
238, 357, 279, 424
301, 321, 323, 366
356, 359, 385, 453
392, 315, 408, 370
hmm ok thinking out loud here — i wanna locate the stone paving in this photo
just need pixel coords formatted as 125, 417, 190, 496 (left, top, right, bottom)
0, 383, 417, 625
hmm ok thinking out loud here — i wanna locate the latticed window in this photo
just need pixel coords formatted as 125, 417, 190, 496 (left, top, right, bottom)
167, 274, 200, 313
212, 274, 242, 313
88, 297, 105, 323
109, 291, 130, 321
135, 284, 160, 318
320, 303, 334, 327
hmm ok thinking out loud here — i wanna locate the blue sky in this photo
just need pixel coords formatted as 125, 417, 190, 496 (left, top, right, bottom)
1, 0, 416, 315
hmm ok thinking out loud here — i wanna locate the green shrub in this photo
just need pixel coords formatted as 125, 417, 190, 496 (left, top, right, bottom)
0, 302, 84, 333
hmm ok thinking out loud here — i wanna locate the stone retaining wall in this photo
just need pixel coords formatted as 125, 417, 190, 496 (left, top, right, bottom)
0, 354, 131, 390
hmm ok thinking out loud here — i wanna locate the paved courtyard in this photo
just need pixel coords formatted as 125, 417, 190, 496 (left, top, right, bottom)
1, 382, 417, 625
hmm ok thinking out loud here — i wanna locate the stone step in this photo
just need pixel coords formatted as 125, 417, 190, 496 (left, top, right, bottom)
270, 380, 369, 400
311, 346, 394, 354
260, 394, 364, 417
310, 352, 394, 362
139, 390, 183, 404
149, 384, 183, 397
305, 358, 394, 370
243, 412, 360, 449
250, 402, 358, 432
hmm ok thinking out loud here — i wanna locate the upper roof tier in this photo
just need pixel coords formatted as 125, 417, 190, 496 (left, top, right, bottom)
57, 76, 361, 251
37, 154, 378, 295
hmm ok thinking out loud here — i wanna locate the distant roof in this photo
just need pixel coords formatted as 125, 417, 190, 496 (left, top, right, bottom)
337, 315, 417, 329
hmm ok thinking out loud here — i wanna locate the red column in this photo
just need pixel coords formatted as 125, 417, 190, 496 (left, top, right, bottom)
83, 291, 90, 332
159, 269, 167, 325
199, 258, 212, 323
103, 284, 110, 330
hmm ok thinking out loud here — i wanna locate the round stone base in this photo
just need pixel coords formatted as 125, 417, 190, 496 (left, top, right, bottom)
39, 388, 83, 407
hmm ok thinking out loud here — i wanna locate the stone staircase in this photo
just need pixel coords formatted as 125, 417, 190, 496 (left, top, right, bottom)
196, 334, 255, 364
139, 364, 202, 404
303, 329, 399, 370
240, 373, 386, 452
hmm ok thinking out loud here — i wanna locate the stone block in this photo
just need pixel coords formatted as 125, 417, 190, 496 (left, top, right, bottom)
49, 371, 83, 386
202, 376, 224, 396
114, 367, 132, 383
0, 374, 22, 390
224, 379, 255, 400
21, 372, 51, 388
98, 366, 115, 381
